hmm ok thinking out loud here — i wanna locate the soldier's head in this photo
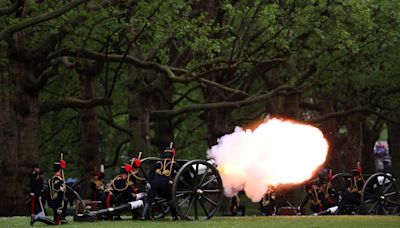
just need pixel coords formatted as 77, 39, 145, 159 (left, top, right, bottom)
352, 168, 361, 177
317, 168, 328, 184
53, 159, 67, 172
92, 171, 100, 180
33, 163, 40, 173
119, 164, 131, 178
162, 147, 176, 159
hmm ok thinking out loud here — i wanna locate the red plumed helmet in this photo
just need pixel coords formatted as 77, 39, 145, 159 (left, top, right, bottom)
60, 159, 67, 169
134, 158, 141, 168
124, 164, 133, 173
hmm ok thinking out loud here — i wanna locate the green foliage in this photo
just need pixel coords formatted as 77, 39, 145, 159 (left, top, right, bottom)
3, 0, 400, 178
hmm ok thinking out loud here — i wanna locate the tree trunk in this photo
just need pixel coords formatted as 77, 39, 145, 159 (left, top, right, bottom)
151, 75, 174, 152
361, 121, 380, 174
6, 32, 40, 215
205, 86, 232, 147
78, 64, 101, 197
341, 115, 363, 171
128, 47, 151, 157
0, 59, 18, 216
388, 121, 400, 189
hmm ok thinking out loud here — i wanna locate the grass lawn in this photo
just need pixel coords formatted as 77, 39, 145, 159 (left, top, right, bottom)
1, 216, 400, 228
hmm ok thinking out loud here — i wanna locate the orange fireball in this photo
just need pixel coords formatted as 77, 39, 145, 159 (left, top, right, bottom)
208, 117, 329, 202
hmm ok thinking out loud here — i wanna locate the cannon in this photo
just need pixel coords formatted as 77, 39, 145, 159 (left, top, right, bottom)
331, 172, 399, 215
74, 157, 224, 221
137, 157, 224, 220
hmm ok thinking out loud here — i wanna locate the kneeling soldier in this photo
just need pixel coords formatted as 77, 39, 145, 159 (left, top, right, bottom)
31, 159, 67, 226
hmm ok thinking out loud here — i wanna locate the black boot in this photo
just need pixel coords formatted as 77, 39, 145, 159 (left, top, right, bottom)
140, 203, 150, 220
170, 206, 179, 220
31, 215, 55, 225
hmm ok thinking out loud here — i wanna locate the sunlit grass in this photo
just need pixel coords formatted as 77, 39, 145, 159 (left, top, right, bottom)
1, 215, 399, 227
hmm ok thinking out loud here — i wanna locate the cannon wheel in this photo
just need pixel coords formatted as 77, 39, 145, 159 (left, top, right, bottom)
360, 173, 399, 215
331, 173, 351, 194
172, 160, 224, 220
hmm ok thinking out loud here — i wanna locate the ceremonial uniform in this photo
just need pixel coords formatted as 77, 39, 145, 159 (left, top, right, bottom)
337, 168, 365, 214
300, 170, 337, 214
141, 147, 180, 220
101, 158, 145, 220
31, 159, 67, 226
49, 171, 66, 224
30, 164, 45, 217
90, 172, 105, 201
260, 187, 276, 216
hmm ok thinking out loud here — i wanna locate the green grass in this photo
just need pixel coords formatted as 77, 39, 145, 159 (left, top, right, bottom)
1, 216, 400, 228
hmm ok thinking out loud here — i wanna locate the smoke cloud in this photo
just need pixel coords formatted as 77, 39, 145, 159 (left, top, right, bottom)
207, 118, 328, 202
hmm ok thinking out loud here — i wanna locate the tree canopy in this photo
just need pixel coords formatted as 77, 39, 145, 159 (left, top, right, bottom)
1, 0, 400, 215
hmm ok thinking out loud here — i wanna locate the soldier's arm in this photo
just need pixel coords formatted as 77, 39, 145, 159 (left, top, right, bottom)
90, 181, 97, 191
147, 162, 161, 183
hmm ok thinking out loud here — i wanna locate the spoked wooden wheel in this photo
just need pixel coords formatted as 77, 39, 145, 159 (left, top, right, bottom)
137, 157, 161, 180
150, 197, 170, 219
331, 173, 351, 194
360, 173, 399, 215
172, 160, 224, 220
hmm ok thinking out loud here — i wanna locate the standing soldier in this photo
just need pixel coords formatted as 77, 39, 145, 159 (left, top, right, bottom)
90, 171, 105, 201
31, 159, 67, 226
30, 164, 45, 220
260, 186, 276, 216
141, 145, 180, 220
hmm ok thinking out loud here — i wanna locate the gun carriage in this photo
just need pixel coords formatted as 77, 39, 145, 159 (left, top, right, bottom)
137, 157, 224, 220
74, 157, 224, 221
331, 172, 399, 215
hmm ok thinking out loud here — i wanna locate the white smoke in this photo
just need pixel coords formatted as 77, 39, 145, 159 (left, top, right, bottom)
207, 118, 328, 202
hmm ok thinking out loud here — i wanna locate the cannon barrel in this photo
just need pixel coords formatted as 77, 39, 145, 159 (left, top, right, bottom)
74, 200, 144, 221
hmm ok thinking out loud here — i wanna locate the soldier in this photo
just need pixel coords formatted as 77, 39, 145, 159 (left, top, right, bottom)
229, 193, 246, 216
31, 159, 67, 226
337, 164, 365, 214
101, 157, 145, 220
299, 169, 338, 215
30, 164, 45, 220
320, 169, 338, 210
259, 186, 276, 216
90, 171, 105, 201
141, 146, 180, 220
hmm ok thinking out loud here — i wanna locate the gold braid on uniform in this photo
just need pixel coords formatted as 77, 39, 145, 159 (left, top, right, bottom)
350, 175, 365, 193
156, 158, 175, 177
310, 185, 322, 206
322, 182, 331, 199
110, 169, 143, 192
111, 176, 130, 192
49, 177, 64, 200
93, 179, 104, 190
262, 193, 270, 206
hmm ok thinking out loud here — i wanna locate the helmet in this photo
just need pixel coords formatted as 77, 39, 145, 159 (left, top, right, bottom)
53, 159, 66, 172
131, 158, 141, 168
162, 147, 176, 159
352, 168, 361, 176
120, 165, 129, 174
